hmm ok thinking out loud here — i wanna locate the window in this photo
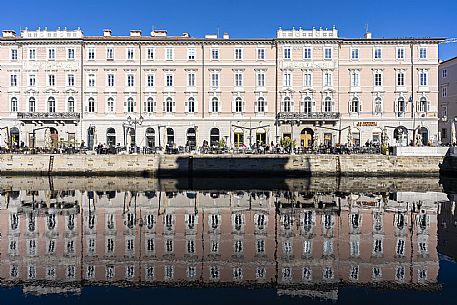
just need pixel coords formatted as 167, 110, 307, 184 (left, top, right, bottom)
304, 72, 312, 87
166, 74, 173, 87
106, 47, 114, 60
107, 97, 115, 112
188, 48, 196, 60
127, 74, 135, 87
67, 48, 75, 60
351, 48, 359, 60
147, 74, 154, 87
29, 48, 36, 60
374, 97, 382, 114
257, 97, 265, 112
350, 97, 360, 113
397, 97, 406, 113
324, 47, 332, 59
324, 97, 332, 112
374, 47, 382, 59
147, 48, 154, 60
88, 48, 95, 60
11, 97, 18, 112
283, 47, 291, 59
235, 72, 243, 87
187, 97, 195, 113
324, 71, 332, 87
10, 74, 17, 87
127, 48, 134, 60
283, 97, 291, 112
107, 74, 115, 87
29, 74, 36, 87
211, 97, 219, 113
397, 71, 405, 86
374, 73, 382, 87
68, 74, 75, 87
29, 97, 36, 112
88, 74, 95, 87
187, 72, 196, 87
211, 48, 219, 60
257, 48, 265, 60
303, 47, 312, 59
257, 72, 265, 87
419, 97, 428, 112
419, 47, 427, 59
443, 86, 448, 97
11, 49, 18, 60
165, 97, 173, 113
420, 71, 428, 86
165, 47, 173, 60
211, 73, 219, 88
48, 48, 56, 60
88, 97, 95, 113
68, 97, 75, 112
127, 97, 134, 113
235, 97, 243, 113
235, 48, 243, 60
48, 74, 56, 87
283, 71, 291, 87
48, 97, 56, 112
303, 97, 312, 113
351, 71, 360, 87
442, 69, 448, 78
397, 47, 405, 60
442, 128, 447, 139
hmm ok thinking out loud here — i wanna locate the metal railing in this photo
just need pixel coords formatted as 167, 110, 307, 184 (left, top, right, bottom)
17, 112, 81, 120
277, 112, 340, 121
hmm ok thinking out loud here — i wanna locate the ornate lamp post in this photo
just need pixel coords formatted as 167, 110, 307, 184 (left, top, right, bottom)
126, 115, 144, 153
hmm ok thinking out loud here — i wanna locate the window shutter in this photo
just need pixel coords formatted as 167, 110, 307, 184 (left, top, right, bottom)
163, 100, 166, 112
208, 100, 212, 113
348, 100, 351, 113
172, 100, 176, 112
264, 100, 268, 113
394, 100, 397, 113
242, 100, 246, 112
232, 99, 236, 113
291, 100, 294, 112
312, 100, 316, 112
254, 100, 258, 112
359, 101, 361, 113
185, 99, 188, 112
280, 100, 284, 112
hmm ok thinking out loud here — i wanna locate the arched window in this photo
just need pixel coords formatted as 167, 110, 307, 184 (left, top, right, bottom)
11, 97, 18, 112
303, 97, 312, 113
257, 97, 265, 113
48, 97, 56, 113
165, 97, 173, 113
350, 97, 359, 113
106, 128, 116, 146
166, 128, 174, 145
374, 97, 382, 114
29, 97, 36, 112
211, 97, 219, 113
107, 97, 114, 112
68, 97, 75, 112
235, 97, 243, 113
127, 97, 134, 113
145, 97, 154, 113
88, 97, 95, 113
186, 128, 196, 148
210, 128, 220, 146
420, 97, 428, 112
323, 97, 332, 112
145, 128, 155, 148
397, 97, 405, 115
283, 97, 291, 112
187, 97, 195, 113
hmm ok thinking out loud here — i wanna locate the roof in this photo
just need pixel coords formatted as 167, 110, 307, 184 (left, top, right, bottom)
440, 55, 457, 65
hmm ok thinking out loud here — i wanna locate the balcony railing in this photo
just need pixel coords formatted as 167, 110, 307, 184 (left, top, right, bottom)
277, 112, 340, 121
17, 112, 80, 120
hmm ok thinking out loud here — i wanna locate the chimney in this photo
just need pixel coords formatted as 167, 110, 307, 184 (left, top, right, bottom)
205, 34, 218, 39
364, 32, 372, 39
130, 30, 141, 37
151, 30, 167, 37
103, 29, 112, 37
182, 32, 190, 38
223, 32, 230, 39
2, 30, 16, 37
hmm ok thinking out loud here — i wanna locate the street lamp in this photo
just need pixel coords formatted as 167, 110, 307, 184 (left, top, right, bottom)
126, 115, 144, 153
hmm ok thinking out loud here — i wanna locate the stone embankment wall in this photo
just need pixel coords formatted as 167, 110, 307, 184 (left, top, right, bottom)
0, 154, 443, 177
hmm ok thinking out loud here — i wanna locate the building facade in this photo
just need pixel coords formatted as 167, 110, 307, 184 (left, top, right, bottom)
0, 27, 443, 149
438, 56, 457, 145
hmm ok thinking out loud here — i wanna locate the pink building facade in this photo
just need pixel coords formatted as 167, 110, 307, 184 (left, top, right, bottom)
0, 27, 443, 149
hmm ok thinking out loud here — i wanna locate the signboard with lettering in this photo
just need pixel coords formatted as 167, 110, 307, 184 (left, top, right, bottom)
356, 122, 377, 127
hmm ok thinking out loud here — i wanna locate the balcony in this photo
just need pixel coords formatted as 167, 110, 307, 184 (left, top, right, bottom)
17, 112, 80, 125
277, 112, 340, 122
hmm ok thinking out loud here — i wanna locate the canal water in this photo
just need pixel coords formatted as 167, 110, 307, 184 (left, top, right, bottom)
1, 175, 457, 305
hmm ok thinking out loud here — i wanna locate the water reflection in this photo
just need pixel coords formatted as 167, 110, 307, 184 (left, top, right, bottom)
0, 176, 449, 301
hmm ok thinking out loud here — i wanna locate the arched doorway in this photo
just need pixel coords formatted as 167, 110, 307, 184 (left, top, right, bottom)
210, 128, 220, 146
106, 128, 116, 146
87, 127, 95, 149
186, 128, 196, 149
351, 128, 360, 147
234, 128, 244, 148
300, 128, 313, 147
48, 127, 59, 148
394, 126, 408, 146
128, 128, 136, 148
10, 127, 20, 148
256, 128, 266, 145
372, 128, 383, 145
419, 127, 429, 146
145, 128, 155, 148
166, 128, 174, 146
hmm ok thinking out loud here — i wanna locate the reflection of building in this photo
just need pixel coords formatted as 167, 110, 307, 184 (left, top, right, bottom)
438, 198, 457, 260
0, 27, 442, 149
0, 186, 440, 298
438, 56, 457, 145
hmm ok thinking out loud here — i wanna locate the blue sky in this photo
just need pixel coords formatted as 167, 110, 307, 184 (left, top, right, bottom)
1, 0, 456, 60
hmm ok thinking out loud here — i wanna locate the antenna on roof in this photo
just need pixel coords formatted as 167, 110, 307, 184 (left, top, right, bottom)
365, 23, 369, 33
217, 27, 220, 38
